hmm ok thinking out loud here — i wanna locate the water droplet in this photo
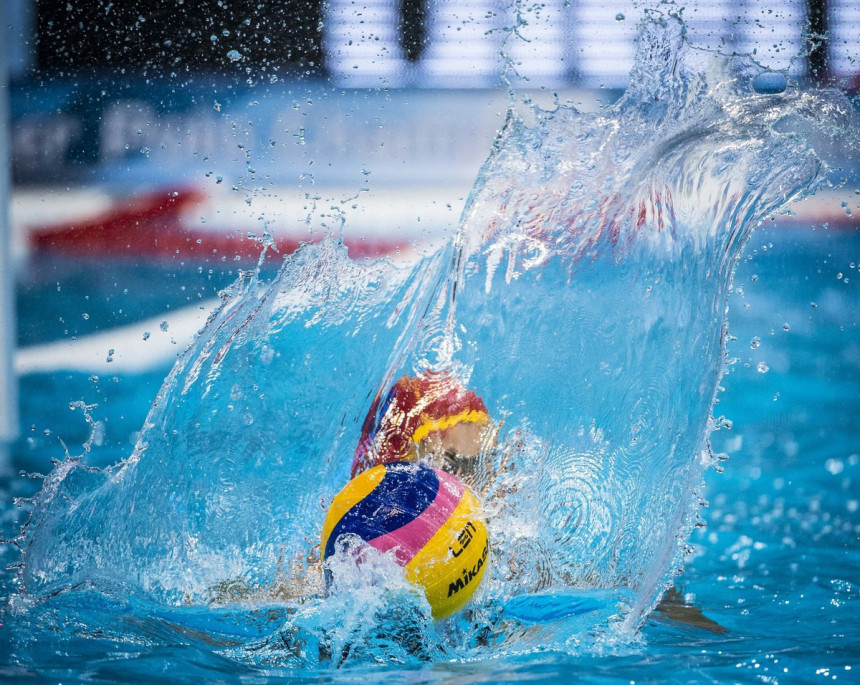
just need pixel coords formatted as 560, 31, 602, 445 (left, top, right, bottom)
750, 336, 761, 350
713, 416, 733, 431
757, 361, 769, 373
214, 101, 221, 112
782, 323, 790, 332
160, 321, 169, 332
615, 12, 625, 21
82, 313, 90, 320
227, 49, 243, 62
825, 458, 844, 475
142, 331, 151, 341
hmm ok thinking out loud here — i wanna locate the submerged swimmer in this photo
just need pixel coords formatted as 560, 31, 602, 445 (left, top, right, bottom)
313, 372, 497, 619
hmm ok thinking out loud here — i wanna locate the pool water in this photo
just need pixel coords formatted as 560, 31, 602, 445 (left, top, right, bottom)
3, 12, 860, 683
3, 225, 857, 682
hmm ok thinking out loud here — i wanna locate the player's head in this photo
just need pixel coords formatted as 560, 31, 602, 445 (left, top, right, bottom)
352, 372, 493, 478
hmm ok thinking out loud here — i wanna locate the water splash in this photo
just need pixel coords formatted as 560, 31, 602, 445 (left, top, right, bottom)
16, 241, 443, 607
385, 11, 857, 635
6, 9, 858, 674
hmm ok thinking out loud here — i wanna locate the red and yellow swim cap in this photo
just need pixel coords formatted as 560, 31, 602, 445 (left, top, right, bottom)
352, 372, 491, 478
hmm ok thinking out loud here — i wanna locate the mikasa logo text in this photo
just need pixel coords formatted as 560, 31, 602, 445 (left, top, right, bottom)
447, 541, 489, 597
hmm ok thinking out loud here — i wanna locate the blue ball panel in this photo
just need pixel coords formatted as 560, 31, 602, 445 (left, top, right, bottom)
324, 462, 439, 560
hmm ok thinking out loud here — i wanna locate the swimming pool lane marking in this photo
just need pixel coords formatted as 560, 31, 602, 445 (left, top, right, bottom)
15, 299, 220, 375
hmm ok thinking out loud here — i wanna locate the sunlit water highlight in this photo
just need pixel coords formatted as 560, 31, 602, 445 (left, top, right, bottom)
4, 10, 859, 679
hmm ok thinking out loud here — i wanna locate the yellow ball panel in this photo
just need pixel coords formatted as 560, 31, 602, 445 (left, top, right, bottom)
321, 464, 386, 558
405, 488, 490, 619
